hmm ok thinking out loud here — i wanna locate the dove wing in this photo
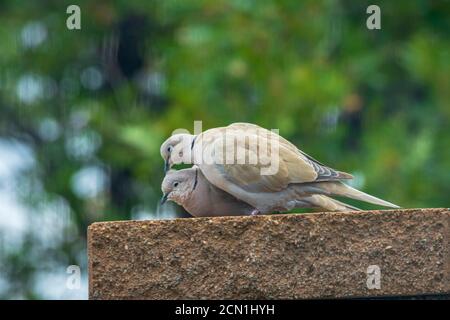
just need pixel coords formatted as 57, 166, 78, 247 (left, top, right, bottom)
224, 123, 353, 182
198, 126, 320, 193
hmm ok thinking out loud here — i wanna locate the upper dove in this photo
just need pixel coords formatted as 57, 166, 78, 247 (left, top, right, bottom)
160, 122, 399, 214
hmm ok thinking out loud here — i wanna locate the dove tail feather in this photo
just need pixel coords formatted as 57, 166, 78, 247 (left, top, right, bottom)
316, 182, 400, 208
306, 195, 361, 212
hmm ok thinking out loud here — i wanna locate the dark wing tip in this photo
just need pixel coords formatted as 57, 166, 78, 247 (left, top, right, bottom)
336, 171, 353, 179
310, 160, 353, 181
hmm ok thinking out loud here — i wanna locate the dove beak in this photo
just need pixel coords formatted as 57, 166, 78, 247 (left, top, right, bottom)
160, 192, 169, 205
164, 158, 170, 173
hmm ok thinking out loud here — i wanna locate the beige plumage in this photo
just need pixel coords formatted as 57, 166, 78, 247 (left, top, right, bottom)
160, 123, 399, 214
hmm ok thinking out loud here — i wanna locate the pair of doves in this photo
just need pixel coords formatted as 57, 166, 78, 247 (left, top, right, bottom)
160, 123, 399, 217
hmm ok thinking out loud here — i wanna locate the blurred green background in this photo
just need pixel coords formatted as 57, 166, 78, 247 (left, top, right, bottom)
0, 0, 448, 299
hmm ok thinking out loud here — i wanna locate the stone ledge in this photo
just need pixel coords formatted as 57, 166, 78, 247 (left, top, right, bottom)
88, 208, 450, 299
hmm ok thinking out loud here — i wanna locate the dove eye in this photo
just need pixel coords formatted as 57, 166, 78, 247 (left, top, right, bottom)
173, 182, 179, 188
167, 146, 172, 153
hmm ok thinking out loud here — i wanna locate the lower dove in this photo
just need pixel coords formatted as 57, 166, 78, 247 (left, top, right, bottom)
161, 167, 372, 216
161, 167, 254, 217
160, 123, 399, 214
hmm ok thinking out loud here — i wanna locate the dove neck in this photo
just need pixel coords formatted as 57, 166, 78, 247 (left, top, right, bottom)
190, 135, 197, 151
184, 171, 209, 216
189, 135, 202, 165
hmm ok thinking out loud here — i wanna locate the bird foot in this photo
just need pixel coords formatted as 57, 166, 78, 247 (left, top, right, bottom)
250, 209, 260, 216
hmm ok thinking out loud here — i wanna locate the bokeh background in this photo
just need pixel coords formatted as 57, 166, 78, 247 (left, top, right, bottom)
0, 0, 449, 299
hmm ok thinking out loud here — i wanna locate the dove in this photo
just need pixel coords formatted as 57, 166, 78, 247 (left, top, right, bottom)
160, 167, 254, 217
160, 167, 361, 216
160, 122, 400, 214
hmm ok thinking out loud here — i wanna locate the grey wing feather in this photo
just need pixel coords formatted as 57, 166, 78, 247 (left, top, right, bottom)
304, 158, 353, 181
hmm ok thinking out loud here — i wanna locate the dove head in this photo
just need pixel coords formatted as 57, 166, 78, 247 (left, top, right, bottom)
160, 168, 198, 206
160, 133, 195, 173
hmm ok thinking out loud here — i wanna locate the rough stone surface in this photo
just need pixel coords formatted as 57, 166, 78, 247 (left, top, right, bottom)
88, 208, 450, 299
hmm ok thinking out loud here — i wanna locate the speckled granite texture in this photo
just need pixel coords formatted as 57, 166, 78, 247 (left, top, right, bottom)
88, 208, 450, 299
